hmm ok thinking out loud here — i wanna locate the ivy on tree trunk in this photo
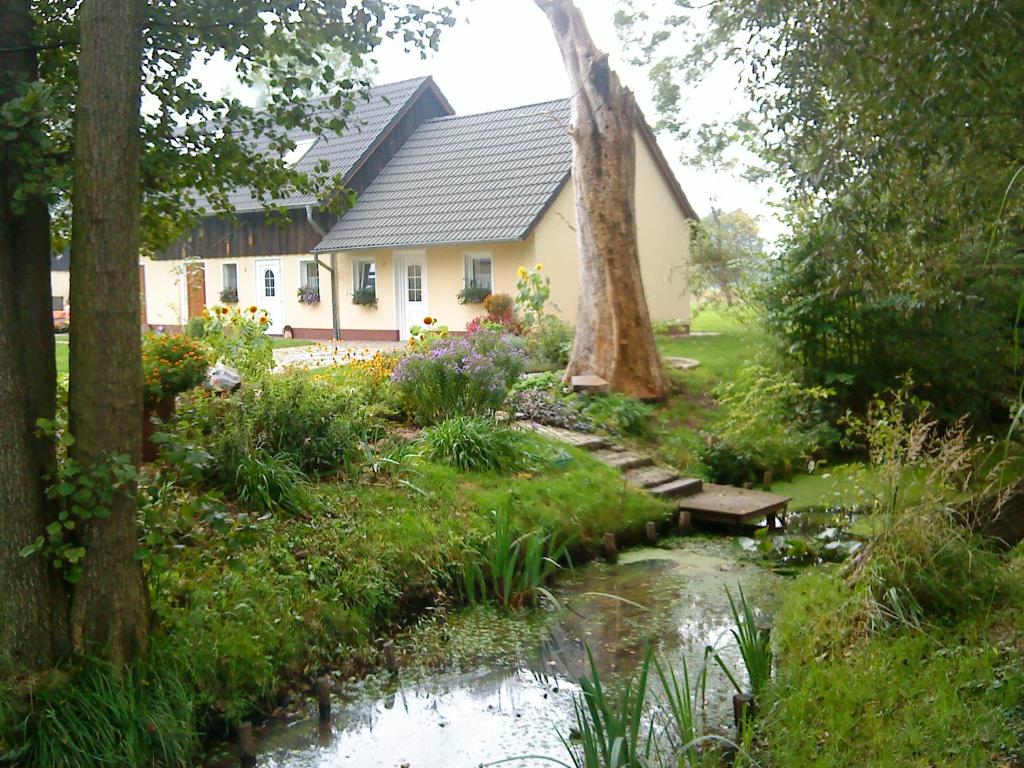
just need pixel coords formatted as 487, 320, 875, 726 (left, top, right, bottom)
0, 0, 70, 672
534, 0, 669, 401
68, 0, 148, 664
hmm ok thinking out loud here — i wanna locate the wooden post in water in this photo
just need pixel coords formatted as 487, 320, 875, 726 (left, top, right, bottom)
316, 676, 332, 722
602, 532, 617, 561
733, 693, 754, 736
677, 509, 692, 531
383, 640, 398, 674
238, 722, 257, 768
645, 521, 657, 543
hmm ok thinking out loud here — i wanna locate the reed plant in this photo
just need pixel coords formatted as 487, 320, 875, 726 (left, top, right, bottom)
459, 507, 569, 609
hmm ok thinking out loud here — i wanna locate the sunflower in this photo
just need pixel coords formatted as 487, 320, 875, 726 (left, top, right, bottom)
536, 263, 543, 271
248, 305, 258, 313
423, 316, 434, 326
517, 266, 528, 279
259, 316, 269, 325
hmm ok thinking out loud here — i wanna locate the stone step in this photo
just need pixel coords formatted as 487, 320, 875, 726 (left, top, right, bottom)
592, 448, 653, 471
570, 374, 610, 395
623, 465, 679, 489
649, 477, 703, 498
516, 421, 608, 451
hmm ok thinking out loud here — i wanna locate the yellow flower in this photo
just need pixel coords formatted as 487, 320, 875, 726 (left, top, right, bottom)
248, 305, 258, 313
536, 263, 543, 271
517, 266, 528, 279
259, 316, 269, 325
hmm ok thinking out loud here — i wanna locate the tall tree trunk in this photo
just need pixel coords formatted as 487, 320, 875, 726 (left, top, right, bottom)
68, 0, 148, 664
0, 0, 70, 672
535, 0, 669, 400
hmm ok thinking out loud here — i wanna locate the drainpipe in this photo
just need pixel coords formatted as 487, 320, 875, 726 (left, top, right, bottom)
305, 205, 340, 341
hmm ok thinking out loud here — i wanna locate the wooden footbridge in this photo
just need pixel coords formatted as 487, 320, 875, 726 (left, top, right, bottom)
519, 422, 791, 532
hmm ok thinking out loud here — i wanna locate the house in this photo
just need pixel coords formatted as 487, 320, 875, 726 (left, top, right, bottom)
140, 76, 696, 341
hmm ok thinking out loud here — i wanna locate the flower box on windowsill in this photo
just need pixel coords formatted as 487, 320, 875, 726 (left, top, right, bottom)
352, 288, 377, 307
457, 285, 491, 305
297, 286, 320, 304
219, 287, 238, 304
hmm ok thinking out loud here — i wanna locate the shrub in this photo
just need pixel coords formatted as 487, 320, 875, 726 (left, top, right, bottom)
192, 305, 274, 377
697, 435, 761, 485
419, 416, 544, 473
843, 389, 1007, 629
210, 369, 387, 476
142, 333, 211, 407
483, 292, 514, 319
711, 361, 838, 476
392, 329, 524, 424
230, 449, 317, 516
509, 388, 593, 432
582, 393, 654, 437
525, 315, 573, 368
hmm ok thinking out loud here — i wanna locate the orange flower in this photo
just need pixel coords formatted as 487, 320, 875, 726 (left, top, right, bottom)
259, 316, 269, 325
248, 305, 258, 313
423, 316, 434, 326
219, 306, 229, 315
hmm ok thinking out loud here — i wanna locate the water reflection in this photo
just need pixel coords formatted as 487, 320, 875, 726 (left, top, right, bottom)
207, 539, 777, 768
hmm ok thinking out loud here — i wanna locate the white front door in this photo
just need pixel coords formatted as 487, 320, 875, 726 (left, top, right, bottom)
394, 251, 428, 340
254, 258, 284, 334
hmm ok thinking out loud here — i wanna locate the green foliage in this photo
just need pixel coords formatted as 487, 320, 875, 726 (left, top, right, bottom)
419, 416, 546, 474
456, 284, 490, 305
351, 287, 377, 306
526, 315, 574, 368
142, 332, 211, 406
392, 330, 524, 425
230, 449, 317, 516
457, 507, 568, 609
510, 388, 594, 433
1, 648, 197, 768
191, 305, 274, 378
701, 361, 838, 481
483, 292, 514, 319
582, 393, 654, 438
713, 586, 772, 700
842, 390, 1007, 628
21, 420, 137, 583
690, 209, 765, 307
623, 1, 1024, 423
515, 264, 551, 328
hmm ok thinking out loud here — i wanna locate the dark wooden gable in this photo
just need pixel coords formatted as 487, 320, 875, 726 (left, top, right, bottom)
156, 82, 453, 261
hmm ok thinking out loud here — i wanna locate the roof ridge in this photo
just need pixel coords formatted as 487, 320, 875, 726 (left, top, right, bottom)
423, 97, 569, 124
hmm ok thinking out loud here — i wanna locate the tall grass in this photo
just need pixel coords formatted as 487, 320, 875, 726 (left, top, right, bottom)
459, 507, 569, 609
715, 586, 772, 700
420, 416, 548, 474
2, 647, 197, 768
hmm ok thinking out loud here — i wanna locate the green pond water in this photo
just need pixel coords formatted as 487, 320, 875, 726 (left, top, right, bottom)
207, 538, 779, 768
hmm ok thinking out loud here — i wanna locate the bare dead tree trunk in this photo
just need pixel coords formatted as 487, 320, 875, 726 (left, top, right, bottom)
0, 0, 70, 672
534, 0, 669, 400
68, 0, 148, 664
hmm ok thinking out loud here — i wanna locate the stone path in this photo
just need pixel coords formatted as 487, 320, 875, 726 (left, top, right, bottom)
517, 420, 791, 531
273, 340, 404, 371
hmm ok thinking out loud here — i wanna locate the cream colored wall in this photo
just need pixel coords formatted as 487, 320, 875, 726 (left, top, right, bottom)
336, 241, 535, 333
141, 254, 335, 332
141, 257, 186, 326
529, 181, 578, 320
50, 270, 70, 307
633, 129, 691, 324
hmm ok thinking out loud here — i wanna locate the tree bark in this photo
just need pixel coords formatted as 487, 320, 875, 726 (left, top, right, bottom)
0, 0, 70, 672
534, 0, 669, 400
68, 0, 148, 664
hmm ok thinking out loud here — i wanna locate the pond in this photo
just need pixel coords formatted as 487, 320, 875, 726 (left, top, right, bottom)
207, 537, 779, 768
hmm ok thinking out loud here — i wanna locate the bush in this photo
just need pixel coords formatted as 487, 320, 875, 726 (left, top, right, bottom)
582, 393, 654, 437
191, 305, 274, 377
392, 329, 524, 425
697, 435, 761, 485
709, 361, 838, 477
525, 316, 573, 368
483, 292, 514, 319
419, 416, 545, 473
142, 333, 211, 406
843, 389, 1007, 628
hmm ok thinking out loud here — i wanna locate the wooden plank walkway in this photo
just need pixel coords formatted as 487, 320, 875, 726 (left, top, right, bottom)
517, 420, 790, 531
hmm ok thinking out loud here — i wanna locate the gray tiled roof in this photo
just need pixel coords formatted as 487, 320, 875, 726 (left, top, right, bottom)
312, 99, 573, 251
211, 77, 430, 214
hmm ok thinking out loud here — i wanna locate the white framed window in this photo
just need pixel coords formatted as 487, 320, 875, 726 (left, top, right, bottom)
222, 262, 238, 292
463, 252, 493, 292
353, 258, 376, 293
300, 260, 320, 291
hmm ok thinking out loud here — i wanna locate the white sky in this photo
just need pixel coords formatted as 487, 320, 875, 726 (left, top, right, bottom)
200, 0, 784, 241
